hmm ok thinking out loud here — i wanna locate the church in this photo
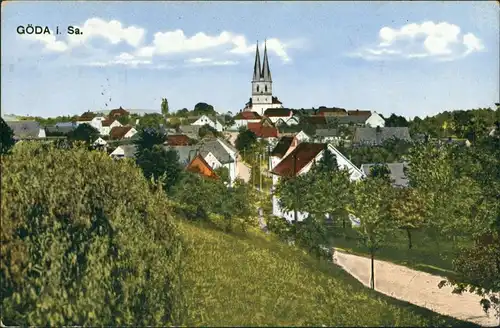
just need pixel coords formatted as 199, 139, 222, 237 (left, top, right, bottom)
243, 41, 284, 116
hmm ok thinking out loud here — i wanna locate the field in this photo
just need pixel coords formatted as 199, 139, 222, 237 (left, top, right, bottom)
177, 220, 478, 327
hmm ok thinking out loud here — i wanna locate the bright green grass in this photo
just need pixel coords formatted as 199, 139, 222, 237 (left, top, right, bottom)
177, 220, 478, 327
329, 226, 472, 279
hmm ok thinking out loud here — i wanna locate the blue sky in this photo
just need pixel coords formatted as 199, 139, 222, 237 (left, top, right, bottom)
1, 1, 499, 119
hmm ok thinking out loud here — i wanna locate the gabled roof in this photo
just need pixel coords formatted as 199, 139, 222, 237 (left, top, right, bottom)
302, 115, 327, 126
353, 127, 411, 145
78, 111, 96, 121
6, 121, 42, 138
318, 107, 347, 115
270, 136, 294, 158
102, 119, 120, 127
179, 125, 201, 135
109, 126, 134, 140
186, 154, 218, 179
361, 162, 409, 188
331, 116, 367, 125
247, 123, 279, 138
263, 108, 292, 117
109, 107, 130, 118
165, 134, 193, 146
234, 111, 262, 120
271, 142, 326, 177
111, 144, 137, 158
348, 110, 372, 117
316, 128, 339, 137
166, 138, 235, 165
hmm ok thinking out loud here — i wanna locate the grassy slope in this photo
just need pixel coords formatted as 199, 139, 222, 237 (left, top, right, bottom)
178, 220, 477, 327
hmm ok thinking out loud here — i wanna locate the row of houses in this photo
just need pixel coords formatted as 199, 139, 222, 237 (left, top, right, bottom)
267, 131, 410, 223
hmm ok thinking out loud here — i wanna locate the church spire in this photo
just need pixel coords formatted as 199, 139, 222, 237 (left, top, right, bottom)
261, 40, 272, 82
252, 41, 262, 82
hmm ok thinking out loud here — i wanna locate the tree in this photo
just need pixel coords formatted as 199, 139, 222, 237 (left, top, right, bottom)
0, 117, 15, 155
351, 178, 394, 289
68, 123, 100, 144
136, 113, 165, 129
389, 188, 426, 249
385, 114, 409, 127
193, 102, 215, 116
274, 174, 311, 224
235, 129, 258, 153
161, 98, 169, 126
1, 142, 185, 326
369, 163, 392, 183
198, 124, 218, 139
133, 127, 166, 154
135, 145, 184, 193
313, 146, 338, 173
214, 166, 230, 185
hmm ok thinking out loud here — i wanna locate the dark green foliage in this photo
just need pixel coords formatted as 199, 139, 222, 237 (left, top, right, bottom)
133, 127, 166, 153
0, 117, 15, 154
1, 142, 185, 326
294, 216, 330, 258
369, 163, 392, 183
67, 123, 100, 144
313, 146, 338, 173
338, 139, 412, 167
193, 102, 215, 116
235, 129, 258, 153
214, 166, 230, 184
198, 124, 218, 139
385, 114, 409, 127
136, 113, 165, 129
135, 145, 184, 193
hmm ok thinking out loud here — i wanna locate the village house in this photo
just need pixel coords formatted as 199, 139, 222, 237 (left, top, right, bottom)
247, 122, 279, 145
232, 111, 262, 130
110, 144, 137, 159
270, 142, 364, 222
186, 154, 219, 180
6, 121, 46, 140
108, 107, 130, 119
164, 134, 194, 146
190, 114, 225, 132
109, 126, 138, 140
318, 107, 348, 117
100, 119, 123, 136
314, 128, 342, 145
263, 108, 293, 124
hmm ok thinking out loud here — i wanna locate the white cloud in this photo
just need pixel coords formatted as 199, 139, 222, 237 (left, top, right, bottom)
136, 30, 299, 63
20, 29, 69, 52
185, 57, 239, 67
352, 21, 485, 61
67, 18, 146, 48
86, 52, 151, 67
18, 17, 302, 66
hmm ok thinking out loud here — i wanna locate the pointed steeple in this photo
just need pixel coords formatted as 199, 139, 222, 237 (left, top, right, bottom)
261, 40, 272, 82
252, 41, 262, 82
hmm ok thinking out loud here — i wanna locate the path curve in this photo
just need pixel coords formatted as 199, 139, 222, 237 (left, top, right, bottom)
332, 249, 498, 327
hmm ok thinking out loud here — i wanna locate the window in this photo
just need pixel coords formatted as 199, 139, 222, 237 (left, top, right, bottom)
265, 85, 268, 92
256, 85, 259, 92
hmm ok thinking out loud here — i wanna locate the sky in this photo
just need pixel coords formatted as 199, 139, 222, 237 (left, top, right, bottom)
1, 1, 499, 119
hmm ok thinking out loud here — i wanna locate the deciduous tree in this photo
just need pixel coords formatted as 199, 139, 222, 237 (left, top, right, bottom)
0, 117, 15, 155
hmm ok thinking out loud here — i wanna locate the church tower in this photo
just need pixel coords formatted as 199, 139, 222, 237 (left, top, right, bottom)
250, 41, 279, 116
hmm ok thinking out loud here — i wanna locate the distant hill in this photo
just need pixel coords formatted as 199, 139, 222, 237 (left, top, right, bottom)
1, 114, 20, 121
95, 109, 161, 117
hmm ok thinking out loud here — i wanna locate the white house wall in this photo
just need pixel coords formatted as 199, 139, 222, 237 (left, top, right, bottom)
365, 113, 385, 128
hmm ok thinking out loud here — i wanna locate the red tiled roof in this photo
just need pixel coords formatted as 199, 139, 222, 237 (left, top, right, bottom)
109, 126, 133, 140
186, 154, 218, 179
109, 107, 130, 118
318, 107, 347, 115
348, 110, 372, 117
247, 123, 279, 138
77, 111, 96, 121
304, 115, 327, 125
102, 119, 115, 127
271, 142, 327, 177
234, 111, 262, 120
272, 97, 282, 104
263, 108, 292, 117
165, 134, 192, 146
270, 136, 294, 158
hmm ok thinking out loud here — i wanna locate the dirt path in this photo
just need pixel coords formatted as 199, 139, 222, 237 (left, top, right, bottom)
332, 249, 498, 327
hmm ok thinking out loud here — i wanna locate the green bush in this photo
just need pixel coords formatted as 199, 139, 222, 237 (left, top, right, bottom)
266, 216, 293, 241
1, 143, 186, 326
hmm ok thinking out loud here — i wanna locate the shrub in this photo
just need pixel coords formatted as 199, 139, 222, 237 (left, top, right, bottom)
1, 143, 186, 326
